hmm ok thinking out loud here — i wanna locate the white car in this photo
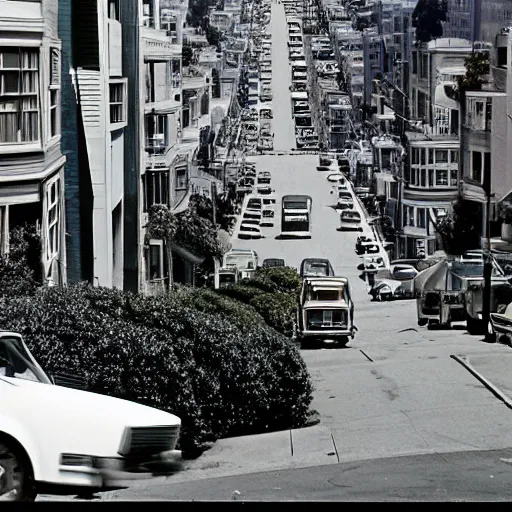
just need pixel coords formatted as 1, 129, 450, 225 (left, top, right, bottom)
0, 332, 181, 501
238, 224, 263, 239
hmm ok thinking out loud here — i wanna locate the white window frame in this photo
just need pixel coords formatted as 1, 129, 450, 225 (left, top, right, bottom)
109, 78, 128, 130
49, 48, 60, 139
147, 239, 165, 282
108, 0, 120, 21
143, 170, 170, 211
43, 173, 61, 280
0, 47, 40, 146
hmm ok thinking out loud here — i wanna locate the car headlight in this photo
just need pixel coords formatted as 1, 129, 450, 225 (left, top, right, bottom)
60, 454, 94, 468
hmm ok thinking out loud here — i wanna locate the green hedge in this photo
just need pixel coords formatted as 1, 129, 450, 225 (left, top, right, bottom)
0, 283, 312, 457
218, 267, 301, 338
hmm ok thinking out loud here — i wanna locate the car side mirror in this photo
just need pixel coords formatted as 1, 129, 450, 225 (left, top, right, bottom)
52, 371, 87, 390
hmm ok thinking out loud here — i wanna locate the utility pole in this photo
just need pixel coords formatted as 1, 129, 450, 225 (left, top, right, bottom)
482, 163, 493, 341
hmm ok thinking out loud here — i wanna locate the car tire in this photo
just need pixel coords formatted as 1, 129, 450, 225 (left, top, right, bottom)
337, 336, 349, 348
0, 438, 36, 502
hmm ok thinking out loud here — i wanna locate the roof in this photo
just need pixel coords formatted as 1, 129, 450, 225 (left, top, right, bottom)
291, 91, 308, 100
303, 299, 349, 309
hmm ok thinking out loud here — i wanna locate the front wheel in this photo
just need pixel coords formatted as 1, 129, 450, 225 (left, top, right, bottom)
337, 336, 349, 348
0, 439, 36, 502
466, 315, 484, 335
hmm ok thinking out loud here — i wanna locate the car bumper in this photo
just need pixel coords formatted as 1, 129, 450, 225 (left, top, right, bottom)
55, 450, 183, 489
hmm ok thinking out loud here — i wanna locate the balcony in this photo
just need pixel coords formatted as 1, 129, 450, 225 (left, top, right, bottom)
143, 27, 181, 62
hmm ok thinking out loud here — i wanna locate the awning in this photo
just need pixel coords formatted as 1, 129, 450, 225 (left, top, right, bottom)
434, 84, 458, 110
169, 242, 205, 265
144, 99, 182, 114
374, 173, 396, 183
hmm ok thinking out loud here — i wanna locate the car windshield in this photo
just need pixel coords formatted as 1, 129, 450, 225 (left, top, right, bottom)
0, 336, 50, 384
451, 262, 492, 277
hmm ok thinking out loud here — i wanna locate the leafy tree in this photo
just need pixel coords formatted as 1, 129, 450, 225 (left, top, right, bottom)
456, 51, 490, 95
435, 193, 482, 255
182, 45, 193, 67
189, 192, 236, 232
0, 224, 41, 297
206, 25, 224, 46
174, 208, 223, 259
412, 0, 447, 43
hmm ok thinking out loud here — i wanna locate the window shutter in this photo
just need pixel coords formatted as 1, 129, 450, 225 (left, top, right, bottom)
50, 49, 60, 85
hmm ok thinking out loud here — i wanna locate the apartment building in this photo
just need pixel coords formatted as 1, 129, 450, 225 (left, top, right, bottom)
460, 28, 512, 247
397, 38, 473, 259
59, 0, 133, 288
138, 0, 187, 294
444, 0, 512, 44
0, 0, 66, 286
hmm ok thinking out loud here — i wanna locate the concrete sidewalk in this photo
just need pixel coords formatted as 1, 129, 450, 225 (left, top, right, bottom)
164, 425, 338, 485
463, 351, 512, 404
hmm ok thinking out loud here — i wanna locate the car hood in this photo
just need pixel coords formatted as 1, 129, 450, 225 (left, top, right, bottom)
4, 377, 180, 457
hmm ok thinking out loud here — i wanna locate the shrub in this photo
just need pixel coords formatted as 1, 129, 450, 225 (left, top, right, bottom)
255, 267, 301, 294
249, 292, 297, 338
0, 284, 313, 456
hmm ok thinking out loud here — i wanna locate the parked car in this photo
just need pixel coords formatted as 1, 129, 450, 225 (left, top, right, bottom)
339, 210, 362, 231
414, 255, 512, 331
257, 172, 271, 185
238, 224, 264, 239
246, 196, 262, 211
300, 258, 335, 278
260, 206, 275, 226
257, 137, 274, 151
296, 277, 356, 348
0, 332, 181, 502
262, 258, 286, 268
257, 185, 273, 195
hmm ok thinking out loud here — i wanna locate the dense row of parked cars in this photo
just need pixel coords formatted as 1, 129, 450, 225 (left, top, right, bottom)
287, 17, 320, 151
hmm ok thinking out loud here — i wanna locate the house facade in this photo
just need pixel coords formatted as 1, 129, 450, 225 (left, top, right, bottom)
0, 0, 66, 286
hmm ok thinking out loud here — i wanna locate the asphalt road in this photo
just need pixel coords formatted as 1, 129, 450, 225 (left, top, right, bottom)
271, 1, 296, 151
101, 448, 512, 501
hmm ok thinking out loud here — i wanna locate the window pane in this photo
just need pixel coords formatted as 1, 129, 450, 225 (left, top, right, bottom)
450, 168, 458, 185
149, 245, 161, 279
420, 169, 426, 187
420, 149, 426, 165
2, 51, 19, 68
451, 150, 459, 163
435, 150, 448, 163
3, 71, 20, 93
436, 169, 448, 185
472, 151, 482, 181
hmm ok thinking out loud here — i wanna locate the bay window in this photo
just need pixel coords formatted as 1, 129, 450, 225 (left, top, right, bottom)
0, 47, 39, 143
143, 171, 169, 211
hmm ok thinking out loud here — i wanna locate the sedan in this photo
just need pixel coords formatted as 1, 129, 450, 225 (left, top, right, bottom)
238, 224, 264, 239
0, 332, 181, 502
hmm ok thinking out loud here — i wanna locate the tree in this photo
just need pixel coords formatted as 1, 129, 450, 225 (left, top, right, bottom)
412, 0, 447, 43
206, 25, 224, 46
189, 192, 236, 232
182, 45, 193, 67
174, 208, 223, 259
435, 194, 482, 255
456, 51, 490, 96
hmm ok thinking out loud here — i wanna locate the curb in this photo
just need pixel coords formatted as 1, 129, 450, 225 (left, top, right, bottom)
450, 354, 512, 409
